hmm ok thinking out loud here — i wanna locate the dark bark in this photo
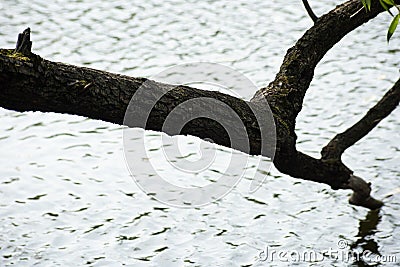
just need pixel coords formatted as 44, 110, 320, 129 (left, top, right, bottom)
15, 28, 32, 54
302, 0, 319, 22
1, 0, 398, 209
0, 48, 272, 157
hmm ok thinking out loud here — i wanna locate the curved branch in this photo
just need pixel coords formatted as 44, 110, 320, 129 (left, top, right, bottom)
249, 0, 399, 206
249, 0, 391, 174
322, 79, 400, 160
302, 0, 319, 22
252, 0, 396, 123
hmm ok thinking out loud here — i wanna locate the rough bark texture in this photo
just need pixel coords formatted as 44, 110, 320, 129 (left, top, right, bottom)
1, 0, 399, 209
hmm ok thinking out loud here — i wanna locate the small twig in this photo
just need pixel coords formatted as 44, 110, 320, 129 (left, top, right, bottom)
302, 0, 318, 22
15, 28, 32, 54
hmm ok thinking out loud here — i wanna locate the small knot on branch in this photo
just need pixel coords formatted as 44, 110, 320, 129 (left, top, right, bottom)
15, 28, 32, 54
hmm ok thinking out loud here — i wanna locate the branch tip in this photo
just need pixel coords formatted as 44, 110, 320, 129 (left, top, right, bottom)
15, 27, 32, 54
347, 175, 383, 210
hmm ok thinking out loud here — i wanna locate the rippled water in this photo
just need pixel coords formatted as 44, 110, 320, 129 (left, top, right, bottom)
0, 0, 399, 266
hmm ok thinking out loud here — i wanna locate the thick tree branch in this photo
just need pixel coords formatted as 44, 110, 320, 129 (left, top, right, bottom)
0, 48, 273, 157
322, 79, 400, 160
0, 0, 397, 209
0, 48, 352, 191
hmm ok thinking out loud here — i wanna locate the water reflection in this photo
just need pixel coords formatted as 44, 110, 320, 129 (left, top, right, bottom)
351, 210, 381, 266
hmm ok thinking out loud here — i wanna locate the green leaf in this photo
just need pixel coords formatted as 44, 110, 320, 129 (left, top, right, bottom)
379, 0, 394, 16
387, 14, 400, 42
366, 0, 371, 10
382, 0, 395, 5
361, 0, 371, 11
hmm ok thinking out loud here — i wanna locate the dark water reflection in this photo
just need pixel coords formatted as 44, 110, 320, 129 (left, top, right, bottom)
351, 210, 382, 266
0, 0, 399, 266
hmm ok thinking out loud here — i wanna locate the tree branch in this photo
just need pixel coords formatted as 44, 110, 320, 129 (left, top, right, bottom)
252, 0, 396, 123
0, 0, 397, 209
0, 48, 272, 156
0, 47, 352, 191
302, 0, 319, 22
322, 79, 400, 160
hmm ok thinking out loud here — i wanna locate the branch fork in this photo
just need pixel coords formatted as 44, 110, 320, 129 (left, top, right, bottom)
1, 1, 399, 210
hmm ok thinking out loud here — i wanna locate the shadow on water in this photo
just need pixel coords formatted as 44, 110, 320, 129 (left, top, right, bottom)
350, 209, 382, 267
